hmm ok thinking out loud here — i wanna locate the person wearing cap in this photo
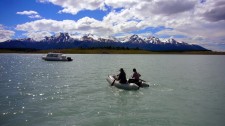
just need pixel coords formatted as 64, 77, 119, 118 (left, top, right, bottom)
117, 68, 127, 84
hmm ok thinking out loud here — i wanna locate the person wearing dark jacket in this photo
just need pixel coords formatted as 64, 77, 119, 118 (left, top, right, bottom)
117, 68, 127, 84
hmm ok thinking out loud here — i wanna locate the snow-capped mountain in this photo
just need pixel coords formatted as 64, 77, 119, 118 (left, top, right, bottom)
144, 36, 163, 44
166, 38, 179, 44
126, 35, 145, 44
42, 32, 74, 43
6, 37, 36, 43
81, 34, 98, 42
0, 33, 209, 51
81, 34, 120, 43
97, 36, 120, 43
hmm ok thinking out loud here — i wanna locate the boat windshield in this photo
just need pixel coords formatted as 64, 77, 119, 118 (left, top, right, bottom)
46, 53, 61, 57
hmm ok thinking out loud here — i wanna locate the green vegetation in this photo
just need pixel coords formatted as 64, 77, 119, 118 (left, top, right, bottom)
0, 48, 39, 53
37, 48, 152, 54
0, 48, 225, 55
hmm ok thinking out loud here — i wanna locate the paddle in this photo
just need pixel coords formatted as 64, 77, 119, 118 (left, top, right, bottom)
139, 79, 146, 82
110, 74, 118, 86
111, 79, 116, 86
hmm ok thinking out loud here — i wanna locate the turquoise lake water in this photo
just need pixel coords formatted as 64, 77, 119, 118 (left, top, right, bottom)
0, 54, 225, 126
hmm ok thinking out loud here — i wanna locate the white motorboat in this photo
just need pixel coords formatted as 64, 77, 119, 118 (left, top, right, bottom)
42, 53, 73, 61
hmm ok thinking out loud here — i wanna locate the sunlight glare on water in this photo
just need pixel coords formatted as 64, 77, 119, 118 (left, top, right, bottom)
0, 54, 225, 126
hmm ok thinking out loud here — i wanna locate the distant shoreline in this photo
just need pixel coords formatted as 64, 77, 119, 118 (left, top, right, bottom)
0, 48, 225, 55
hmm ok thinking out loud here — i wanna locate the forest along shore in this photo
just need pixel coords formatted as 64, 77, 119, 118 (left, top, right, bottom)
0, 48, 225, 55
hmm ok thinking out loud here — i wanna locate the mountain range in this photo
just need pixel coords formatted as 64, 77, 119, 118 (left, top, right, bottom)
0, 33, 209, 51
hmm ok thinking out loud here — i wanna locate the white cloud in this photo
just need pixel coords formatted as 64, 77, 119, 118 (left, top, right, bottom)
16, 19, 75, 32
148, 0, 196, 15
36, 0, 49, 3
16, 0, 225, 50
16, 10, 42, 19
104, 0, 137, 9
0, 25, 15, 42
16, 17, 113, 36
114, 21, 139, 33
17, 10, 38, 15
24, 31, 52, 41
196, 0, 225, 22
76, 17, 113, 35
156, 29, 189, 37
45, 0, 105, 15
28, 15, 42, 19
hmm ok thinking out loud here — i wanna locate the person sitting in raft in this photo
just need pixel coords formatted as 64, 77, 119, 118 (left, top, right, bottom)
117, 68, 127, 84
129, 68, 141, 86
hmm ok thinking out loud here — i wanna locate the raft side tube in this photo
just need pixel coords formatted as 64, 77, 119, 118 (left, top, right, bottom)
106, 75, 139, 90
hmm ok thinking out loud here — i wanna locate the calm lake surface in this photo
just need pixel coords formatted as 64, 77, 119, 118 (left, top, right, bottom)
0, 54, 225, 126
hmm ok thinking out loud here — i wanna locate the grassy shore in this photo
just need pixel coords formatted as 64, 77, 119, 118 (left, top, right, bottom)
0, 48, 225, 55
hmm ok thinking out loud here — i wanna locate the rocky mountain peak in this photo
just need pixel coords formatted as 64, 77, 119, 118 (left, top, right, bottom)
0, 32, 208, 51
128, 34, 145, 43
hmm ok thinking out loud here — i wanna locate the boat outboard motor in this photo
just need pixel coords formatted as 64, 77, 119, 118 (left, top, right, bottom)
67, 57, 72, 61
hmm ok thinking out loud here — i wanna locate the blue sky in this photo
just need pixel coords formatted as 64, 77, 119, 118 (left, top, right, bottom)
0, 0, 225, 51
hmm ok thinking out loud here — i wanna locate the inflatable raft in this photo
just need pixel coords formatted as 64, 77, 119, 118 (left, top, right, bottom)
106, 75, 149, 90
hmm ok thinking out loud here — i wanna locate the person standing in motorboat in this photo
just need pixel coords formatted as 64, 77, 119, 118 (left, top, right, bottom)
117, 68, 127, 84
129, 68, 141, 86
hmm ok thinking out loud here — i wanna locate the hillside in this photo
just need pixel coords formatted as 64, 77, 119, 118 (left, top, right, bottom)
1, 48, 224, 55
0, 33, 209, 52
